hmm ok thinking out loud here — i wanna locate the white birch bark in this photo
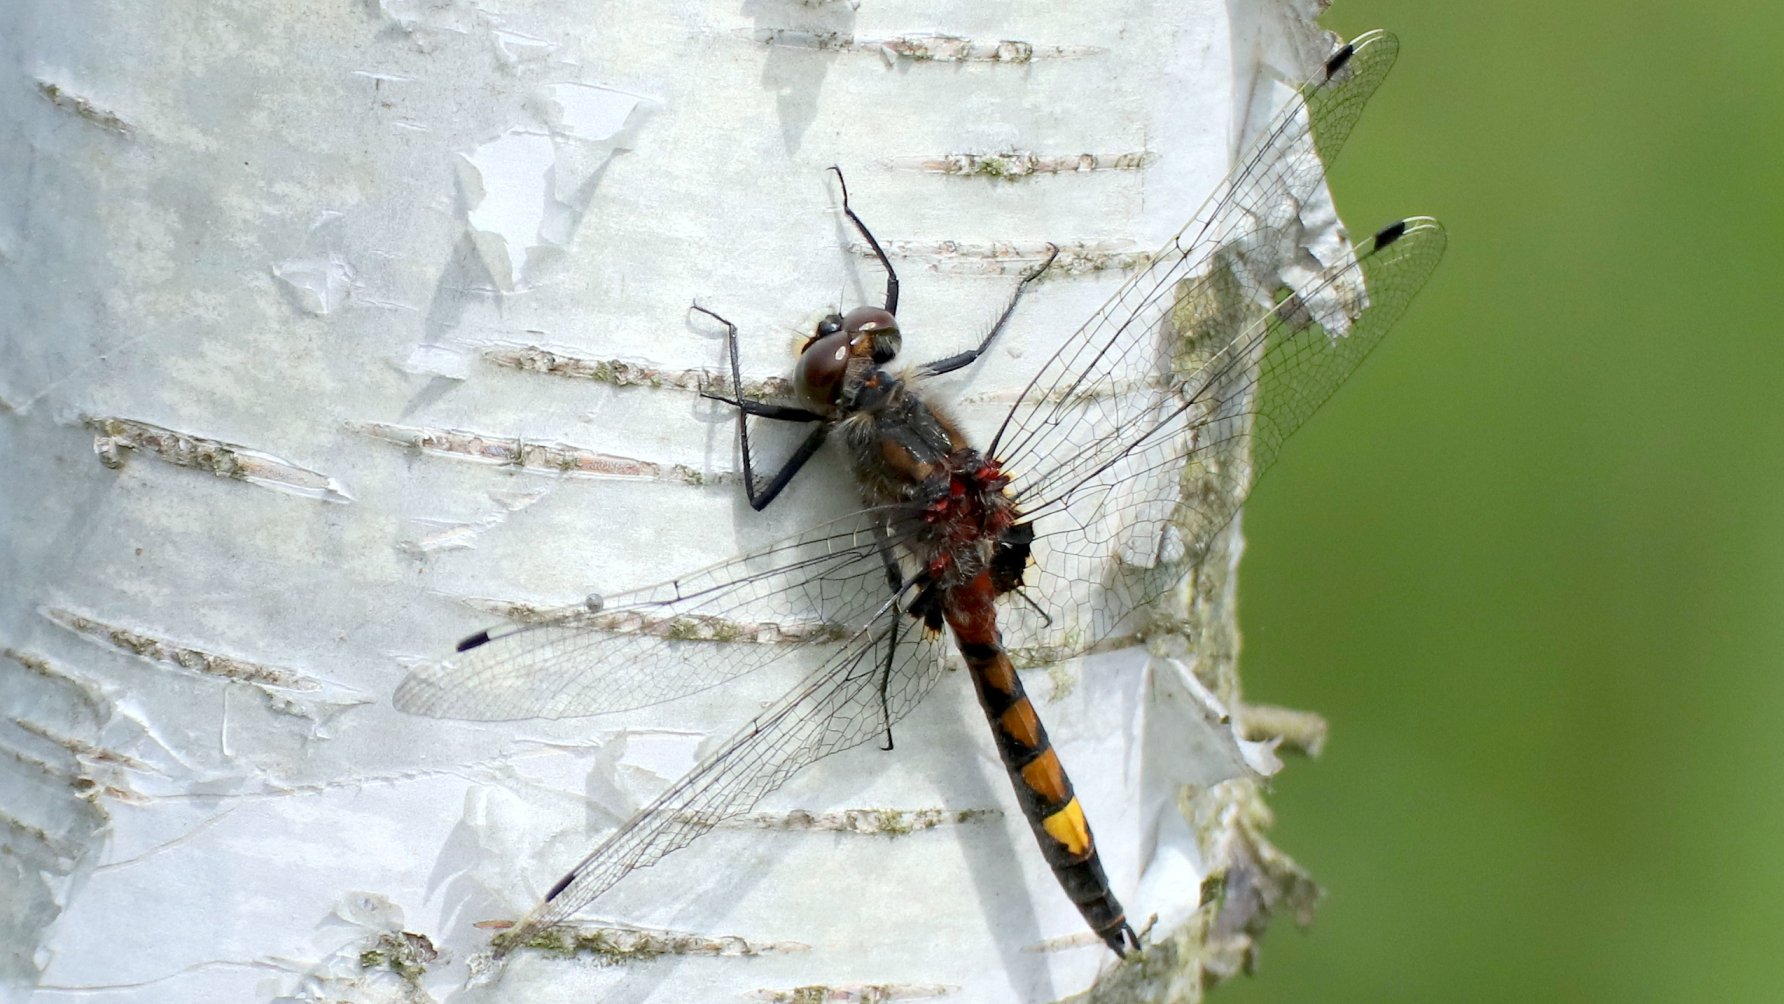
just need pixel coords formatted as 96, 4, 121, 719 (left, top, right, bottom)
2, 1, 1336, 1000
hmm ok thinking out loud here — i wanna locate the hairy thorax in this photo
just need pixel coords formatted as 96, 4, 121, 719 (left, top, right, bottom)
836, 372, 1025, 593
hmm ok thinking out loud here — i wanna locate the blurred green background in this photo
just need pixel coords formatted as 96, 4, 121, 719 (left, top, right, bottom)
1222, 2, 1784, 1001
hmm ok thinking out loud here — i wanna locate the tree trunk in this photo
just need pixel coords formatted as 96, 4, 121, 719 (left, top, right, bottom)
2, 2, 1333, 1000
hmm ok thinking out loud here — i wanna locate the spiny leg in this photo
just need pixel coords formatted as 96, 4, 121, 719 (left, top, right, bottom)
870, 519, 909, 752
828, 166, 899, 315
920, 243, 1061, 377
690, 303, 828, 512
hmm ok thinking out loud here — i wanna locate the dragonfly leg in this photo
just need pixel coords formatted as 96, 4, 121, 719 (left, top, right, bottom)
870, 519, 907, 752
691, 303, 829, 511
828, 166, 899, 315
919, 243, 1060, 377
877, 614, 900, 752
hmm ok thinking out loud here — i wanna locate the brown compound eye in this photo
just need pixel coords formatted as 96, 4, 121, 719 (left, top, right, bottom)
794, 329, 852, 411
841, 306, 901, 363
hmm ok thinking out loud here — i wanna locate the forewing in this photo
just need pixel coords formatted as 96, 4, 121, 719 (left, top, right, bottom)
988, 31, 1400, 485
492, 602, 950, 952
1002, 218, 1447, 658
394, 507, 923, 720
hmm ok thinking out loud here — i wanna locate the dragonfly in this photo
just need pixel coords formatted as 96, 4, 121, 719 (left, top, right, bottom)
395, 29, 1445, 958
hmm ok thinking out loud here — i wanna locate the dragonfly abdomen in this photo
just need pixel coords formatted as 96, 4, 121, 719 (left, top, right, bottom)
944, 573, 1140, 956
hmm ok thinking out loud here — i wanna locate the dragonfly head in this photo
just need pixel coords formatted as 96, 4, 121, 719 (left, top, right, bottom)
796, 307, 902, 410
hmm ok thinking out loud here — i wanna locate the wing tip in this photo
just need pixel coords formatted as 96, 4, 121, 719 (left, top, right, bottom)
390, 676, 437, 717
1324, 41, 1357, 78
544, 868, 577, 902
1319, 31, 1401, 99
1372, 218, 1409, 247
1337, 29, 1400, 70
456, 629, 492, 653
1367, 216, 1446, 254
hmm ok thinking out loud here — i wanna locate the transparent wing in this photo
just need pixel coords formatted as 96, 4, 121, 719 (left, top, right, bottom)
395, 507, 927, 721
989, 30, 1401, 486
1003, 217, 1447, 658
493, 603, 950, 953
978, 30, 1435, 656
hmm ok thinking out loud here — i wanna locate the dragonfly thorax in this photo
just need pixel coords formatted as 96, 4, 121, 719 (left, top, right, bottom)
835, 380, 1029, 593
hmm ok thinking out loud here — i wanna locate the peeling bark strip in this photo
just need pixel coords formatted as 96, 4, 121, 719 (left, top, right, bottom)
1238, 703, 1329, 757
889, 150, 1157, 179
347, 420, 730, 485
87, 416, 352, 503
481, 343, 794, 400
35, 80, 133, 134
743, 29, 1101, 62
716, 807, 1001, 834
745, 984, 956, 1003
42, 607, 321, 692
517, 924, 807, 960
849, 239, 1152, 277
455, 596, 848, 646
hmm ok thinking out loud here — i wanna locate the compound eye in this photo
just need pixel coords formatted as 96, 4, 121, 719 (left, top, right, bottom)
841, 306, 896, 337
841, 306, 901, 364
793, 330, 851, 410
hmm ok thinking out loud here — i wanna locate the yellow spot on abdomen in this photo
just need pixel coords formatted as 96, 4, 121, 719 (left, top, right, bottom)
1041, 797, 1092, 857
